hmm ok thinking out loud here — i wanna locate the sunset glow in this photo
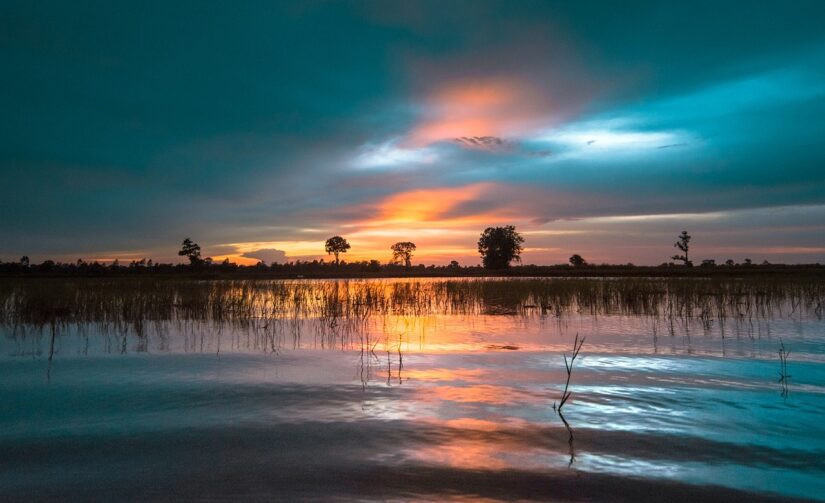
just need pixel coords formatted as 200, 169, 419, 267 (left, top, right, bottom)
2, 1, 823, 267
4, 5, 824, 502
409, 80, 540, 146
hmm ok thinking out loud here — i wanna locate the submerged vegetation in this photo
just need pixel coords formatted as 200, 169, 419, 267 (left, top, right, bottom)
1, 277, 822, 343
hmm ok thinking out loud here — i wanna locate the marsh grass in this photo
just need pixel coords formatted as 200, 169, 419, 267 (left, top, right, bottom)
1, 276, 823, 355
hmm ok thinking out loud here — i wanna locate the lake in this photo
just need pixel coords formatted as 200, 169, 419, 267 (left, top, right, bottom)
1, 277, 823, 501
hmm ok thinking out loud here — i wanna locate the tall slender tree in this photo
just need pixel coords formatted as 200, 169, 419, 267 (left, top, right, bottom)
671, 231, 692, 266
178, 238, 202, 265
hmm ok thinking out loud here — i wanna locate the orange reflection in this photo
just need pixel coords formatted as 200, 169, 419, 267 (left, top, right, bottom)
440, 417, 517, 431
407, 441, 511, 470
425, 384, 520, 405
404, 368, 488, 382
402, 417, 542, 471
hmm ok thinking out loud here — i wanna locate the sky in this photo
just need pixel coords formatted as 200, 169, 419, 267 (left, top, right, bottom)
2, 0, 825, 266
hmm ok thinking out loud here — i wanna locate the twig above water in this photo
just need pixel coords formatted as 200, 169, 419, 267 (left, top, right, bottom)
557, 333, 585, 412
552, 333, 585, 467
778, 339, 791, 399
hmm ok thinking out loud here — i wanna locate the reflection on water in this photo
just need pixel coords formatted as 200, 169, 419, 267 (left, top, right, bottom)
1, 278, 824, 502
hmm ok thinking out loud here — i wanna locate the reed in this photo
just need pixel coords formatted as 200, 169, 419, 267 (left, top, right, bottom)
1, 276, 822, 352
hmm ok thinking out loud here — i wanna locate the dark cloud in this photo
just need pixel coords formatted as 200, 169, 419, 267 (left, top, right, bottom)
454, 136, 509, 150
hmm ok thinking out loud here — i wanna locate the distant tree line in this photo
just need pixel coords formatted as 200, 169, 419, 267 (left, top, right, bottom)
1, 255, 819, 278
2, 228, 821, 277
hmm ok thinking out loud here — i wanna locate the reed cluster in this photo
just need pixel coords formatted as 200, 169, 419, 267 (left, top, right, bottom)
1, 276, 822, 341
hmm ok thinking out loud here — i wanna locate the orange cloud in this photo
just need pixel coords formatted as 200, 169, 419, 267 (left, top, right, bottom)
216, 182, 608, 265
408, 78, 552, 147
329, 183, 527, 263
360, 182, 515, 228
209, 254, 260, 266
373, 183, 488, 223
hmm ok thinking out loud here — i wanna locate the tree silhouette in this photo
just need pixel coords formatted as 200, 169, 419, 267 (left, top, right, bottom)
671, 230, 692, 267
478, 225, 524, 269
19, 256, 29, 267
325, 236, 350, 265
569, 254, 586, 267
178, 238, 202, 265
390, 242, 417, 267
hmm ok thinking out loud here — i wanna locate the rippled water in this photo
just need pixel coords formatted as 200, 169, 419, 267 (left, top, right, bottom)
1, 278, 824, 502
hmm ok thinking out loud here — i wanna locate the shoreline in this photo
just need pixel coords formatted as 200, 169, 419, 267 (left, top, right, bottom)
2, 264, 824, 280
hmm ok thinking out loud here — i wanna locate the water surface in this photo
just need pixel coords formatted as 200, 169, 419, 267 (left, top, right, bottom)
1, 278, 823, 501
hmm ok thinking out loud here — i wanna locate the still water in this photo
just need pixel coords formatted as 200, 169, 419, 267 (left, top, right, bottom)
1, 278, 823, 501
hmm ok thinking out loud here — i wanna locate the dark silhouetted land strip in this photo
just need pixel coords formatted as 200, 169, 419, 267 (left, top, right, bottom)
2, 260, 824, 279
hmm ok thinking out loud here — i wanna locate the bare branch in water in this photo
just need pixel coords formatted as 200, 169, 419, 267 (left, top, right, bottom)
778, 339, 791, 399
558, 333, 585, 412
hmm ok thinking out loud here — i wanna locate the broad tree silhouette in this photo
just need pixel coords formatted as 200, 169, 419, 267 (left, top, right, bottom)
325, 236, 351, 265
569, 254, 586, 267
671, 231, 692, 267
477, 226, 524, 269
390, 242, 417, 267
178, 238, 202, 265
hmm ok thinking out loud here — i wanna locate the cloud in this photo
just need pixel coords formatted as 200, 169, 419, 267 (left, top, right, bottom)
240, 249, 288, 264
350, 139, 440, 170
408, 79, 535, 145
3, 2, 825, 265
453, 136, 511, 151
537, 123, 696, 158
364, 183, 499, 226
